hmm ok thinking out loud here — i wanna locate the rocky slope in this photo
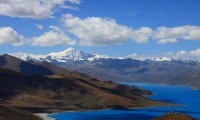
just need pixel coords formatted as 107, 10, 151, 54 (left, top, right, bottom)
0, 105, 41, 120
0, 67, 164, 113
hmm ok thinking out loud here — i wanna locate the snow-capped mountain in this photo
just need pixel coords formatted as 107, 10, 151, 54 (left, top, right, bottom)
11, 47, 110, 63
146, 57, 172, 62
12, 47, 197, 63
11, 52, 47, 62
45, 47, 95, 62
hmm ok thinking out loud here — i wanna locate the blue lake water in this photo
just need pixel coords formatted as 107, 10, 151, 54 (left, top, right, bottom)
49, 82, 200, 120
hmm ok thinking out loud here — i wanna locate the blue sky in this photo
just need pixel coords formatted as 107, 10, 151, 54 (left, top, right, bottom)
0, 0, 200, 59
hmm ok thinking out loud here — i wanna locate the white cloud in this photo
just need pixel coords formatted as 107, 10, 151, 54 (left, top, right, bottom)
0, 26, 76, 47
153, 25, 200, 44
183, 26, 200, 40
127, 53, 146, 61
160, 49, 200, 61
65, 0, 81, 5
62, 14, 151, 46
177, 50, 188, 56
35, 24, 44, 30
1, 13, 200, 47
61, 5, 79, 11
128, 48, 200, 61
31, 26, 76, 46
62, 14, 200, 46
153, 26, 188, 43
190, 49, 200, 57
62, 14, 132, 45
0, 0, 81, 19
169, 50, 190, 60
0, 27, 24, 46
131, 27, 153, 43
157, 38, 178, 44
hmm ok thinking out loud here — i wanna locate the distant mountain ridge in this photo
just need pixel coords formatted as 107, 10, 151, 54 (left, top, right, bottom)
11, 47, 200, 63
8, 47, 200, 89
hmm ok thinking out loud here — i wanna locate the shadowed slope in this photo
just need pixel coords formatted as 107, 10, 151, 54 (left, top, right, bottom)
0, 105, 41, 120
0, 67, 166, 113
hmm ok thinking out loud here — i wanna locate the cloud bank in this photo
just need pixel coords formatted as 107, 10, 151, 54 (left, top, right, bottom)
0, 14, 200, 47
31, 26, 76, 46
62, 14, 152, 45
128, 49, 200, 61
62, 14, 200, 46
165, 49, 200, 61
0, 0, 81, 19
0, 26, 76, 46
0, 27, 24, 46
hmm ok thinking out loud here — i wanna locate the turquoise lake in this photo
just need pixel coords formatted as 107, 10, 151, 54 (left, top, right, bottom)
49, 82, 200, 120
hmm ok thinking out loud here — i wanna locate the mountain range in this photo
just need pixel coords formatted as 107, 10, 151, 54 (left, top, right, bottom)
12, 47, 200, 62
10, 47, 200, 89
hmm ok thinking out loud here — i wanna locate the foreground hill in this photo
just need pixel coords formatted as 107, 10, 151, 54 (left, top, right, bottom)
0, 67, 166, 113
0, 105, 41, 120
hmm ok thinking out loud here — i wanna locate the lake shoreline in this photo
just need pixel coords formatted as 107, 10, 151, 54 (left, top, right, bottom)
35, 113, 55, 120
34, 83, 190, 120
42, 83, 200, 120
34, 103, 175, 120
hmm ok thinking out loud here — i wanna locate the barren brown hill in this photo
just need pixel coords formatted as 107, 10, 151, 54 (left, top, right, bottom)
153, 114, 195, 120
0, 105, 41, 120
0, 67, 167, 113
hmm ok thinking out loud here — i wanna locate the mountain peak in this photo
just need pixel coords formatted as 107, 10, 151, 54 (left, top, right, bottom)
11, 47, 110, 63
48, 47, 78, 56
59, 47, 77, 53
46, 47, 94, 62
